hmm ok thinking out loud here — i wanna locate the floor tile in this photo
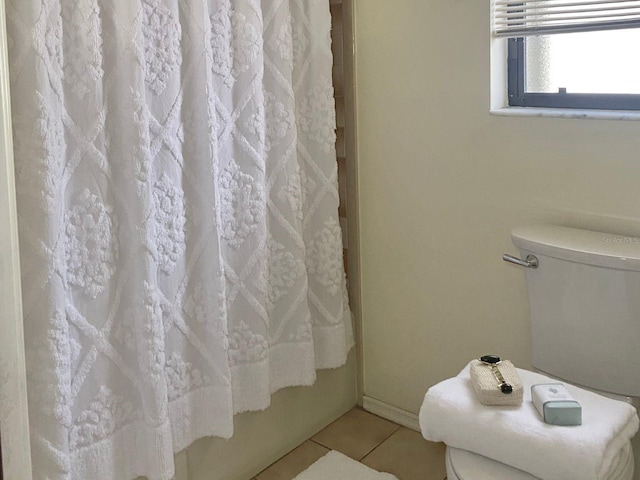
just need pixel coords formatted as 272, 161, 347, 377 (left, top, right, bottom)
361, 427, 447, 480
255, 440, 330, 480
311, 407, 400, 460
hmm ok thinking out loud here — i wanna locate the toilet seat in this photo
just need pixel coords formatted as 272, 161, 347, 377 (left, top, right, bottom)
445, 444, 634, 480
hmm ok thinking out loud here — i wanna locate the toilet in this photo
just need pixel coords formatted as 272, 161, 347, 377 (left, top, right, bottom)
444, 225, 640, 480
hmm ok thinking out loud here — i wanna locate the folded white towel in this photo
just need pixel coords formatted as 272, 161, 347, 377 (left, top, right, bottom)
419, 362, 639, 480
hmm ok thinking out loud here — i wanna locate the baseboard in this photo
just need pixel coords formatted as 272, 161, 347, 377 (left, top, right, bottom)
362, 396, 420, 432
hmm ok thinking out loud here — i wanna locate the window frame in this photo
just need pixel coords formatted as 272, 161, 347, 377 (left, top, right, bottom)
507, 36, 640, 111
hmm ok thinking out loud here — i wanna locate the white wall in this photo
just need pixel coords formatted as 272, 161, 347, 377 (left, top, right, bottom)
354, 0, 640, 416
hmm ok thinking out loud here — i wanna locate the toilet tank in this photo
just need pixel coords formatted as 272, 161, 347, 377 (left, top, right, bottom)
511, 225, 640, 397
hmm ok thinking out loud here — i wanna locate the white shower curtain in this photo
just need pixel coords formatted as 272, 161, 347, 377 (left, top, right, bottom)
6, 0, 352, 478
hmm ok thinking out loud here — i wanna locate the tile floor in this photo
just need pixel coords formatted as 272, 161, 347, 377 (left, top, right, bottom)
253, 407, 447, 480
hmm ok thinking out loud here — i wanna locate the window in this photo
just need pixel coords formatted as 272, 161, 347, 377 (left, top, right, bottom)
493, 0, 640, 110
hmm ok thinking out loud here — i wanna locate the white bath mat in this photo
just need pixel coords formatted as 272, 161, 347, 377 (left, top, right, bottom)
292, 450, 399, 480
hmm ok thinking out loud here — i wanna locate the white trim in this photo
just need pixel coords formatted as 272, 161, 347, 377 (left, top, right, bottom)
490, 37, 509, 111
362, 396, 420, 432
490, 106, 640, 121
0, 1, 33, 478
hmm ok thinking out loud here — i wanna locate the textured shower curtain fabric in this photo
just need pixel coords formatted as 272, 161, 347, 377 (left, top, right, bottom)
6, 0, 352, 478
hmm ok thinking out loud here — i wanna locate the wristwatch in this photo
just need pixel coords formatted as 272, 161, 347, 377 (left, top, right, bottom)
480, 354, 513, 394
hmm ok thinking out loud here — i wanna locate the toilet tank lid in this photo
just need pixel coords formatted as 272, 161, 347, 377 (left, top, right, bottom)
512, 225, 640, 271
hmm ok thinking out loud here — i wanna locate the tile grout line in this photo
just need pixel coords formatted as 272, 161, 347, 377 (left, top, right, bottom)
254, 439, 329, 480
259, 409, 448, 479
357, 424, 402, 462
262, 409, 406, 476
308, 438, 332, 452
309, 423, 402, 463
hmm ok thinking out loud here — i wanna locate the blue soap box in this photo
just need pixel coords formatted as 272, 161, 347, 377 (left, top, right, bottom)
531, 383, 582, 426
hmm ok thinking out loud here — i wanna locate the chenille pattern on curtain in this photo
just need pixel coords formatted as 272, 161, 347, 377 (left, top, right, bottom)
6, 0, 352, 478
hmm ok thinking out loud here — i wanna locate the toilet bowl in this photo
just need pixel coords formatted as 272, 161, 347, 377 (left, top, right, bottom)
445, 444, 634, 480
445, 447, 539, 480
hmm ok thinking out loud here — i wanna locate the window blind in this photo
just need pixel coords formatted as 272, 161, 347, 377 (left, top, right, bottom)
493, 0, 640, 37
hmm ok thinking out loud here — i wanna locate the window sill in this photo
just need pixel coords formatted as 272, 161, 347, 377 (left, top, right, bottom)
490, 107, 640, 121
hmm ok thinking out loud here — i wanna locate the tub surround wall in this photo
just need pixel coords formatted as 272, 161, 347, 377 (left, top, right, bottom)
332, 0, 363, 403
183, 352, 357, 480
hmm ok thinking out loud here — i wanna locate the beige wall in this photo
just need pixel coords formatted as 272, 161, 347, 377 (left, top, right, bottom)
354, 0, 640, 415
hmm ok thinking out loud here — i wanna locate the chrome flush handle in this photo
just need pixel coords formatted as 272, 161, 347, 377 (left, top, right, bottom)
502, 254, 538, 268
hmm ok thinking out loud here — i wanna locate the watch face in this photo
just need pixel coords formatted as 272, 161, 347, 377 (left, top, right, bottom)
480, 354, 501, 364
